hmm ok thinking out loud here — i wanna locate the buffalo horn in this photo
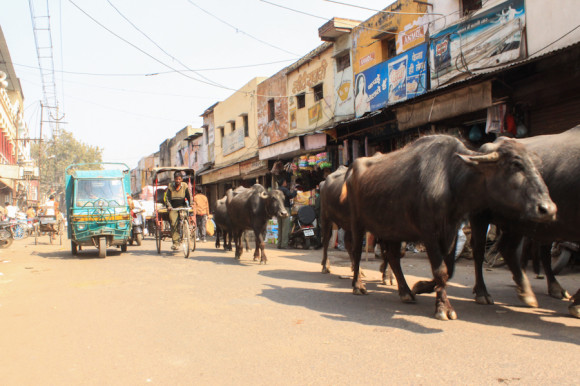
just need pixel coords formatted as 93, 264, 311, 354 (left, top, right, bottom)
468, 151, 500, 163
260, 192, 268, 199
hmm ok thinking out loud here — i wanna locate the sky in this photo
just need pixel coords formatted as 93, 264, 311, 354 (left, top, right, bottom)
1, 0, 393, 169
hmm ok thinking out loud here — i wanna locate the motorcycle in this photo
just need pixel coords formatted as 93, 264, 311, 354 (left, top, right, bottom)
127, 207, 145, 246
0, 220, 22, 248
288, 205, 318, 250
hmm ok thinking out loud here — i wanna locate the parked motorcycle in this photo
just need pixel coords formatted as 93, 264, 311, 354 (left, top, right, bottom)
127, 207, 145, 246
0, 221, 18, 248
288, 205, 318, 250
551, 241, 580, 275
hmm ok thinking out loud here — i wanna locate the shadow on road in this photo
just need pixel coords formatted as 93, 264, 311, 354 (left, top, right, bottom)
258, 267, 579, 344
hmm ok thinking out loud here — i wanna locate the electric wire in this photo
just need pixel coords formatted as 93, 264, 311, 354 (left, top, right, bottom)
185, 0, 301, 57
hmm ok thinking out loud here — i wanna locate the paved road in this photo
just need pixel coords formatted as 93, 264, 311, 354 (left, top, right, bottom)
1, 235, 578, 385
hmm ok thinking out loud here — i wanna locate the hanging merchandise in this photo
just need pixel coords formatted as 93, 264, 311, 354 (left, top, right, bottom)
485, 104, 507, 134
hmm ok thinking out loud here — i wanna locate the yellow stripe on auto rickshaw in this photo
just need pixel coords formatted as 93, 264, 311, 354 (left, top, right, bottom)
72, 214, 130, 222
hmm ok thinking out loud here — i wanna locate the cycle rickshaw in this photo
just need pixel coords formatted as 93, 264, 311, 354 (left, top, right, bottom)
35, 213, 63, 245
152, 167, 197, 258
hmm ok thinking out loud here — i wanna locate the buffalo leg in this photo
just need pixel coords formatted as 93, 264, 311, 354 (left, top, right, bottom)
497, 232, 538, 307
215, 227, 221, 249
383, 241, 414, 302
469, 215, 494, 305
419, 241, 456, 320
350, 224, 367, 295
320, 214, 333, 274
570, 288, 580, 318
244, 231, 251, 252
538, 244, 570, 299
234, 230, 243, 260
254, 228, 267, 264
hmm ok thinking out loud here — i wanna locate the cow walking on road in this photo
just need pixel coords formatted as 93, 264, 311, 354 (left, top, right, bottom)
214, 194, 250, 252
226, 184, 288, 264
341, 135, 556, 320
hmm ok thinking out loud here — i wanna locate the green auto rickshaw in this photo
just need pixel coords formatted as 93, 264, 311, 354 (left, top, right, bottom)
65, 162, 132, 257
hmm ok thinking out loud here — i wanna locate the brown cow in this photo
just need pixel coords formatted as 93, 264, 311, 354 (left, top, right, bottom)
342, 135, 556, 320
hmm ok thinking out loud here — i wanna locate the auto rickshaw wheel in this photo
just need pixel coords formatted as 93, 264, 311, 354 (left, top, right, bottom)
121, 244, 127, 252
71, 241, 78, 256
98, 237, 107, 258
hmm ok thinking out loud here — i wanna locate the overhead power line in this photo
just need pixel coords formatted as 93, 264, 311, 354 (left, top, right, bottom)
185, 0, 301, 57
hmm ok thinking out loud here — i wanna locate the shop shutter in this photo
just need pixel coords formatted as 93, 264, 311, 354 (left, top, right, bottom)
530, 97, 580, 135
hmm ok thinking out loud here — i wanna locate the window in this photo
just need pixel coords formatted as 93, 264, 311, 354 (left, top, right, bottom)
219, 126, 224, 138
296, 93, 306, 109
336, 53, 350, 72
243, 115, 249, 137
381, 38, 397, 60
268, 99, 275, 122
231, 120, 236, 132
462, 0, 482, 15
313, 84, 323, 102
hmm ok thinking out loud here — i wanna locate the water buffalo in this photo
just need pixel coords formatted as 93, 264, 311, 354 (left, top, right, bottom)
226, 184, 288, 264
469, 126, 580, 309
214, 194, 250, 252
341, 134, 556, 320
319, 165, 394, 283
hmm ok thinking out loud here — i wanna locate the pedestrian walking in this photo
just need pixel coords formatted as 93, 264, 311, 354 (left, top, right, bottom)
194, 186, 209, 242
277, 179, 296, 249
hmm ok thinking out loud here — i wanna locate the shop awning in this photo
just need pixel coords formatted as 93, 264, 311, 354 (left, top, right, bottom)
395, 81, 492, 131
258, 133, 327, 161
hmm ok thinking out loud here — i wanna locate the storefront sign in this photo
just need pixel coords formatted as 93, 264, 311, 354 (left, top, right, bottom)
240, 158, 268, 175
201, 164, 240, 185
354, 43, 428, 117
304, 133, 326, 151
429, 0, 525, 88
258, 136, 301, 160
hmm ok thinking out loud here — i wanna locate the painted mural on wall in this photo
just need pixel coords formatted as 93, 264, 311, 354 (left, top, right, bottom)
430, 0, 525, 88
257, 70, 288, 147
354, 43, 427, 117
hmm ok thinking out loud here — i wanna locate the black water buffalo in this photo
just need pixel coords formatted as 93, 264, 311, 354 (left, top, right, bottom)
214, 195, 250, 252
319, 165, 395, 283
320, 166, 354, 273
341, 134, 556, 320
226, 184, 288, 264
469, 126, 580, 310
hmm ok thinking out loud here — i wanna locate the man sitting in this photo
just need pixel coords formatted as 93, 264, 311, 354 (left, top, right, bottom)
164, 171, 193, 250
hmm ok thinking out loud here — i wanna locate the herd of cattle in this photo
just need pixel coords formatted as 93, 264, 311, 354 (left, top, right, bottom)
211, 126, 580, 321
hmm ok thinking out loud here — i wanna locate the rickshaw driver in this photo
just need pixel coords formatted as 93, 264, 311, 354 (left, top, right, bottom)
164, 171, 193, 250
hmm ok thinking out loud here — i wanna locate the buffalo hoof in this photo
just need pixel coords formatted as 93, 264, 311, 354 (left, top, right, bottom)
475, 294, 495, 305
569, 304, 580, 318
253, 256, 259, 261
434, 309, 457, 321
321, 267, 331, 274
548, 283, 570, 300
353, 287, 368, 295
518, 292, 539, 308
260, 260, 267, 265
400, 293, 415, 303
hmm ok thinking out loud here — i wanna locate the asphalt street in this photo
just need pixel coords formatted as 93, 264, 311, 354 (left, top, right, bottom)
0, 235, 578, 385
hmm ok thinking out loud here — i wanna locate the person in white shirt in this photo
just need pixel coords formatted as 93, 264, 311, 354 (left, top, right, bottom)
5, 202, 19, 219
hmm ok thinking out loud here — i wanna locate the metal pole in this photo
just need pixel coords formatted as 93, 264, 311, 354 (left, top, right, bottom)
38, 102, 43, 202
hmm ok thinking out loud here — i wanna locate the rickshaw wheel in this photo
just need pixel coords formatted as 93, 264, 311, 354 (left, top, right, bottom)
98, 237, 107, 258
71, 241, 78, 256
181, 220, 190, 258
34, 227, 38, 245
191, 232, 196, 252
121, 244, 127, 252
49, 232, 53, 244
136, 233, 143, 246
155, 226, 162, 254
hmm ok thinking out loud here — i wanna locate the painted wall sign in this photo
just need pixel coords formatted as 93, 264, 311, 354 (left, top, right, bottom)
291, 60, 328, 94
308, 103, 322, 124
354, 43, 428, 117
430, 0, 525, 88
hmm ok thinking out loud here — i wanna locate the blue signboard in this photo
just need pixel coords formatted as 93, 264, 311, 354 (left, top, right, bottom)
354, 43, 428, 117
430, 0, 525, 88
